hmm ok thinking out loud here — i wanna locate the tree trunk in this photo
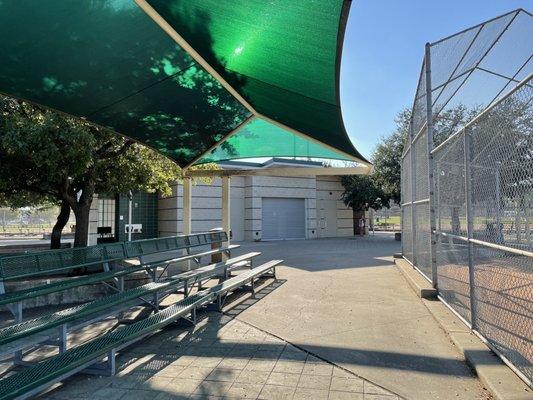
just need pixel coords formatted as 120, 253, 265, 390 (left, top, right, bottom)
353, 209, 365, 235
73, 203, 91, 247
50, 200, 70, 249
352, 208, 357, 236
451, 206, 461, 235
515, 201, 521, 244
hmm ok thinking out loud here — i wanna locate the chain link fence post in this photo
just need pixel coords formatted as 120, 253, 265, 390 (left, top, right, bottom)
463, 128, 477, 330
424, 43, 438, 288
409, 127, 416, 266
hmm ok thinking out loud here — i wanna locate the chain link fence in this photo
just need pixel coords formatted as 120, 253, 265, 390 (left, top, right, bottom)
401, 8, 532, 386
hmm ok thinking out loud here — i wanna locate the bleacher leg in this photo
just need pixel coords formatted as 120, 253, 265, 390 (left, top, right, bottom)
183, 279, 189, 298
5, 300, 23, 323
107, 349, 117, 376
14, 349, 22, 364
264, 267, 277, 280
217, 294, 224, 311
251, 278, 256, 299
149, 267, 157, 282
59, 324, 67, 353
153, 291, 160, 311
14, 301, 23, 323
118, 276, 125, 292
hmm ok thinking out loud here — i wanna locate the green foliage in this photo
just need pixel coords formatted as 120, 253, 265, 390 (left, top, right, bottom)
0, 96, 183, 246
0, 97, 181, 202
371, 109, 410, 205
370, 105, 482, 205
340, 175, 390, 212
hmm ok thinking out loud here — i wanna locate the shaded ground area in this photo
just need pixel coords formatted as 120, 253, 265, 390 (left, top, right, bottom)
235, 233, 490, 399
1, 277, 399, 399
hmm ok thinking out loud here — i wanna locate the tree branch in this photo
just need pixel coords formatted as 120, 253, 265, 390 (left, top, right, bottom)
97, 139, 134, 160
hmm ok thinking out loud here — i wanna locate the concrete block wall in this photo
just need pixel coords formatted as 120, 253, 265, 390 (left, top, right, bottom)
157, 174, 353, 242
316, 176, 353, 237
158, 177, 245, 240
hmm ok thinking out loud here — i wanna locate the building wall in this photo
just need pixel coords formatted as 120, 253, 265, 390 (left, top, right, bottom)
158, 177, 246, 240
316, 176, 353, 237
158, 175, 353, 241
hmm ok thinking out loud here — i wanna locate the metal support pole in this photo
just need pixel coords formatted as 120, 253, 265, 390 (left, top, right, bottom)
107, 349, 116, 376
409, 124, 417, 267
495, 166, 502, 229
59, 324, 67, 353
425, 43, 438, 288
436, 163, 442, 232
250, 277, 256, 298
464, 130, 477, 329
182, 178, 192, 235
182, 177, 193, 270
14, 301, 22, 323
221, 176, 231, 255
127, 191, 133, 242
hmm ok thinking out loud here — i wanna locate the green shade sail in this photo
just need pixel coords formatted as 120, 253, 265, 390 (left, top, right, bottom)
198, 118, 353, 164
146, 0, 366, 163
0, 0, 367, 168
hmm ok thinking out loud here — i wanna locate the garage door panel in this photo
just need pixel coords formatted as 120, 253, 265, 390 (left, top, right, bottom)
262, 198, 305, 240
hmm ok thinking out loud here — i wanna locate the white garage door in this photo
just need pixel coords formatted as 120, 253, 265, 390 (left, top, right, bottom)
262, 198, 306, 240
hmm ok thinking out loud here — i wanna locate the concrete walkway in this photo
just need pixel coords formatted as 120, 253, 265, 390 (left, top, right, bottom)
234, 234, 490, 400
35, 312, 400, 400
1, 234, 492, 399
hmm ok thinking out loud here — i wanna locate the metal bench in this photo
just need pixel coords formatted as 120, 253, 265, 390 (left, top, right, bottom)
0, 232, 233, 321
0, 252, 260, 363
209, 259, 280, 310
0, 259, 282, 400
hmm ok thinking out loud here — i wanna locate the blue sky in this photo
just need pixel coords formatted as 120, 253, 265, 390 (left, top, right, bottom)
340, 0, 529, 160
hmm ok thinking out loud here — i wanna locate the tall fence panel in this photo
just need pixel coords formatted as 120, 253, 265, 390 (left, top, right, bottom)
400, 9, 532, 386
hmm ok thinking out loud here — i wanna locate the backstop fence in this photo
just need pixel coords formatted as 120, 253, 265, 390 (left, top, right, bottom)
400, 8, 532, 386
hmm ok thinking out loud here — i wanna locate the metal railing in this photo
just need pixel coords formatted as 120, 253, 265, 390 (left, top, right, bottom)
401, 9, 532, 386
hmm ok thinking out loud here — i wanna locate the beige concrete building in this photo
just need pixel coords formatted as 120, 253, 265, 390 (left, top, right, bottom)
158, 159, 356, 241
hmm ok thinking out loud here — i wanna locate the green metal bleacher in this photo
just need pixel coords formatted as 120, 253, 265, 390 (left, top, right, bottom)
0, 259, 281, 400
0, 252, 261, 354
0, 231, 235, 321
0, 231, 282, 400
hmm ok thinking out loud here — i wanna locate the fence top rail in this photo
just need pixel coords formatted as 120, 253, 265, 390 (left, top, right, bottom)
429, 9, 524, 47
436, 231, 533, 258
431, 73, 533, 155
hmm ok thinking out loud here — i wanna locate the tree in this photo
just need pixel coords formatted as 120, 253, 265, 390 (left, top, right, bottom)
371, 105, 481, 206
371, 109, 410, 205
0, 96, 181, 248
340, 175, 390, 214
